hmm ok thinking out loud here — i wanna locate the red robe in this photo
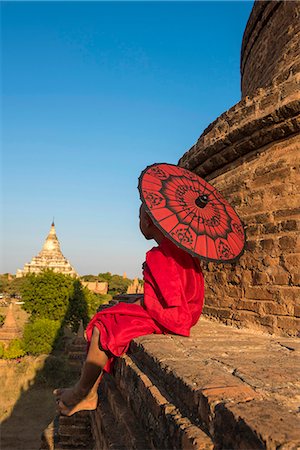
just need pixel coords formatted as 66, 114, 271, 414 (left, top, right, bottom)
86, 237, 204, 372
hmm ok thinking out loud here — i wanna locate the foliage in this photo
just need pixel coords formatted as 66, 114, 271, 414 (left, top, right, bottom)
109, 274, 131, 294
0, 275, 9, 293
21, 270, 74, 321
23, 318, 62, 355
0, 314, 5, 327
0, 342, 4, 358
98, 272, 112, 283
20, 271, 90, 331
85, 291, 112, 318
98, 272, 131, 295
64, 280, 89, 332
3, 339, 25, 359
0, 275, 27, 297
81, 274, 99, 281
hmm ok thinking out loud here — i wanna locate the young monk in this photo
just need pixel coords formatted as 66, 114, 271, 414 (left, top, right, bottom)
54, 203, 204, 416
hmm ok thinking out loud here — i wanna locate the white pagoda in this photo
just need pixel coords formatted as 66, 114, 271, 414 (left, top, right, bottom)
16, 222, 78, 278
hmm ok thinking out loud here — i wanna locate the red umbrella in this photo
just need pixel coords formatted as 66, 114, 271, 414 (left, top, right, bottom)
138, 163, 245, 263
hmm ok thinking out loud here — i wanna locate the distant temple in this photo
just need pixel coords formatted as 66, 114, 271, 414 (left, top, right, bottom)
81, 280, 108, 295
16, 222, 78, 278
127, 277, 144, 294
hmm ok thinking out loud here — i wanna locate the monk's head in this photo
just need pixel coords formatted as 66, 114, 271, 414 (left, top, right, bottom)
139, 203, 165, 243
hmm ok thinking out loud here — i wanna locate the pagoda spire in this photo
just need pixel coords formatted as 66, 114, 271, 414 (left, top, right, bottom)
16, 221, 78, 278
40, 221, 62, 255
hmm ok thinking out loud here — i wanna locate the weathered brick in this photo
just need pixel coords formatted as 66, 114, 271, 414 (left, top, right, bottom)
226, 286, 243, 298
242, 270, 253, 284
203, 306, 233, 320
245, 286, 275, 300
252, 168, 291, 187
280, 219, 299, 231
259, 238, 278, 252
291, 273, 300, 285
215, 272, 227, 284
282, 253, 300, 271
274, 207, 300, 219
232, 311, 260, 327
293, 306, 300, 318
275, 286, 300, 303
236, 300, 264, 314
226, 272, 241, 285
246, 240, 258, 252
279, 235, 298, 252
259, 92, 280, 110
262, 223, 280, 234
262, 302, 291, 316
263, 255, 280, 267
267, 266, 290, 285
252, 271, 270, 285
257, 315, 277, 328
277, 316, 300, 334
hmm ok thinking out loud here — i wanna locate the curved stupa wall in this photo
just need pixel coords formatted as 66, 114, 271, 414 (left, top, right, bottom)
178, 1, 300, 336
241, 1, 300, 97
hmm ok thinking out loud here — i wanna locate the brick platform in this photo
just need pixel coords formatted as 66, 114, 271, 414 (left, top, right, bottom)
41, 317, 300, 449
110, 317, 300, 449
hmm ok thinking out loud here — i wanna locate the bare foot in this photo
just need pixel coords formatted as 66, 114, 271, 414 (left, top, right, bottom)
53, 387, 98, 416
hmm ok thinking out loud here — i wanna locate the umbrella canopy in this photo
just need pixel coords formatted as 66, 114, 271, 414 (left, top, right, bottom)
138, 163, 245, 263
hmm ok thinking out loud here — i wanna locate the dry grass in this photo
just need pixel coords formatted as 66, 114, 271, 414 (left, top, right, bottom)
0, 354, 77, 450
0, 355, 49, 421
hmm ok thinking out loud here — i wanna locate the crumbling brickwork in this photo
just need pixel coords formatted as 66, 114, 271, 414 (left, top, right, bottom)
179, 1, 300, 336
241, 1, 300, 97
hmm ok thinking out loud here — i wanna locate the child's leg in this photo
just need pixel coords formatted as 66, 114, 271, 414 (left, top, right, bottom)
54, 327, 108, 416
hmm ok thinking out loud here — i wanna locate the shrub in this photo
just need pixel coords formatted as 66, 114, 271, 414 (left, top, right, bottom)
23, 318, 62, 355
21, 271, 89, 332
0, 342, 4, 358
3, 339, 25, 359
84, 290, 112, 318
21, 271, 74, 321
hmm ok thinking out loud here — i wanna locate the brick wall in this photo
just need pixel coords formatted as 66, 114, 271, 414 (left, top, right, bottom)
178, 0, 300, 337
200, 135, 300, 336
178, 73, 300, 336
241, 1, 300, 97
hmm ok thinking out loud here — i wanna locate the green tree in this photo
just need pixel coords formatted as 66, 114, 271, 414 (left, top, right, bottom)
98, 272, 112, 283
84, 290, 112, 317
0, 275, 27, 297
0, 275, 9, 293
3, 339, 25, 359
81, 274, 99, 282
109, 274, 131, 294
64, 280, 89, 332
21, 270, 74, 321
23, 318, 62, 355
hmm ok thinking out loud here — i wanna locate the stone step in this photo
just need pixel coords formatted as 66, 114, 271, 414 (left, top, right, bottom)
113, 354, 214, 450
68, 351, 86, 360
40, 412, 94, 450
124, 330, 300, 450
67, 343, 87, 352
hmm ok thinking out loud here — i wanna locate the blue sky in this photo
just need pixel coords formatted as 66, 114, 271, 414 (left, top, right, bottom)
1, 1, 254, 278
